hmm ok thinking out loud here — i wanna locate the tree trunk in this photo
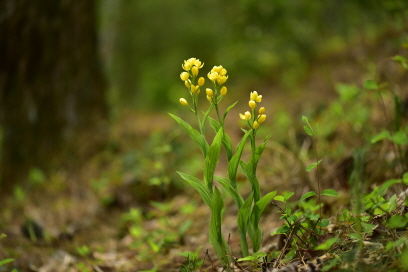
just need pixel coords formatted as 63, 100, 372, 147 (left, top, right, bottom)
0, 1, 108, 190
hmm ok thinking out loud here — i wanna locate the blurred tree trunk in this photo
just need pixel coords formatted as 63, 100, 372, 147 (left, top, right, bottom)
0, 1, 108, 190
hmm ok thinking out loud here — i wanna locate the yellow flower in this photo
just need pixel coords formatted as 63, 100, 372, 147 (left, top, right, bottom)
206, 88, 213, 97
250, 91, 258, 101
196, 88, 201, 95
249, 100, 256, 109
217, 75, 228, 85
253, 121, 259, 129
259, 107, 265, 115
207, 71, 219, 82
182, 58, 204, 71
256, 95, 262, 103
220, 86, 227, 96
207, 95, 212, 102
190, 85, 198, 94
220, 68, 227, 76
198, 77, 205, 86
258, 114, 266, 123
179, 98, 188, 106
180, 72, 189, 81
211, 65, 223, 73
185, 80, 191, 88
239, 111, 251, 120
192, 66, 198, 76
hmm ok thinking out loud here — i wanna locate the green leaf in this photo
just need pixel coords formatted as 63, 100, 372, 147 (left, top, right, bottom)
223, 101, 238, 122
387, 215, 408, 229
314, 237, 338, 250
371, 130, 391, 144
204, 128, 223, 191
317, 219, 330, 228
177, 172, 212, 207
391, 131, 408, 146
349, 233, 360, 240
403, 172, 408, 184
283, 192, 295, 202
299, 191, 317, 202
255, 191, 277, 218
379, 179, 401, 194
361, 222, 376, 233
363, 80, 378, 90
0, 258, 14, 267
274, 195, 285, 202
215, 176, 244, 208
271, 225, 290, 235
237, 251, 267, 262
208, 117, 233, 161
209, 187, 231, 266
169, 113, 208, 156
321, 189, 338, 197
306, 159, 321, 172
228, 130, 251, 188
304, 126, 313, 136
237, 193, 254, 257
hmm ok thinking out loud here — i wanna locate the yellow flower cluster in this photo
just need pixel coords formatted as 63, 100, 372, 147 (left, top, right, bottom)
179, 58, 230, 108
179, 58, 206, 106
207, 65, 228, 85
239, 91, 266, 129
182, 58, 204, 72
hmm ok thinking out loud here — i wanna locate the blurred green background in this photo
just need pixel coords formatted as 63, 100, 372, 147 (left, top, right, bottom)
99, 0, 407, 110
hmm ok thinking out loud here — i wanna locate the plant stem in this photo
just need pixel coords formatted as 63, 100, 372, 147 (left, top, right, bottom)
312, 135, 322, 219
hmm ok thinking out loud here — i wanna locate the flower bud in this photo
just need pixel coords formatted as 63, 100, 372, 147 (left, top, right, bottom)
184, 80, 191, 88
256, 95, 262, 103
207, 95, 212, 102
220, 86, 227, 96
190, 85, 198, 94
180, 72, 189, 81
249, 100, 256, 109
239, 111, 251, 120
179, 98, 188, 106
206, 88, 213, 97
220, 68, 227, 76
198, 77, 205, 86
258, 114, 266, 123
253, 121, 259, 129
196, 88, 200, 95
259, 107, 265, 115
192, 66, 199, 76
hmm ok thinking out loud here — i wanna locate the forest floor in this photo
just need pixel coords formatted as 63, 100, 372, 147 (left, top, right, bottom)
1, 32, 408, 272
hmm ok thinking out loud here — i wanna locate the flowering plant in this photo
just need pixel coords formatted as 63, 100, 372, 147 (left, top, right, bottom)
170, 58, 275, 266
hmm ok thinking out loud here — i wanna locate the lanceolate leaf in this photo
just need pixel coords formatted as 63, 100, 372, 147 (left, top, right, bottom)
237, 193, 254, 257
223, 101, 238, 122
299, 191, 317, 202
201, 104, 215, 133
215, 176, 244, 208
177, 171, 212, 207
169, 113, 208, 157
248, 135, 271, 174
204, 128, 223, 191
208, 117, 233, 161
228, 130, 251, 188
209, 187, 230, 266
